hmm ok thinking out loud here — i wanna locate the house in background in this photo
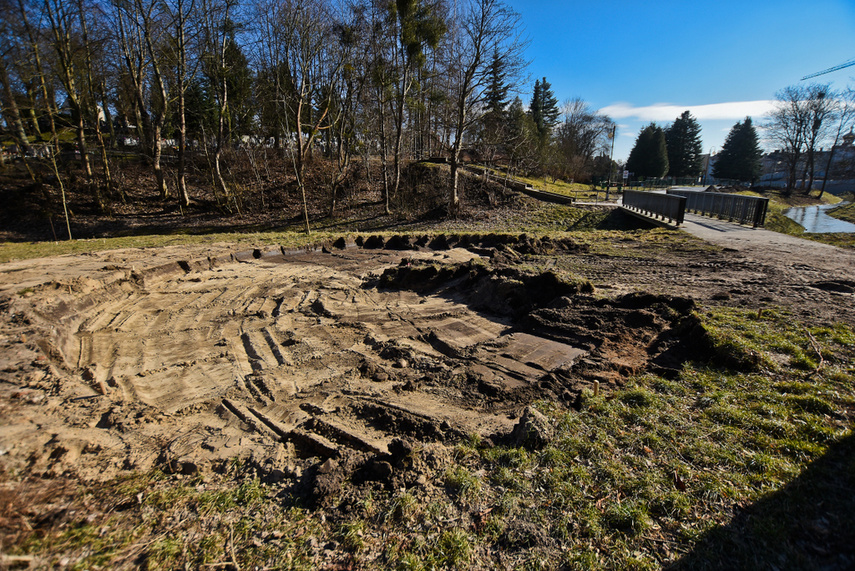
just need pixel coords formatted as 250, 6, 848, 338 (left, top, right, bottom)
703, 130, 855, 193
757, 130, 855, 194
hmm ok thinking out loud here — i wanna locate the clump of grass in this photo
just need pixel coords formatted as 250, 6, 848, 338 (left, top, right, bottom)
386, 491, 419, 523
434, 528, 473, 568
338, 520, 366, 553
443, 466, 482, 503
148, 536, 183, 568
603, 500, 653, 535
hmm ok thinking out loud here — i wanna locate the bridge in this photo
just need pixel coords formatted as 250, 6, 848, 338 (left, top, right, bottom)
621, 188, 769, 228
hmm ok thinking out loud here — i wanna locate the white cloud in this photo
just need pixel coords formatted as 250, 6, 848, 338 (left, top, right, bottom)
600, 100, 776, 122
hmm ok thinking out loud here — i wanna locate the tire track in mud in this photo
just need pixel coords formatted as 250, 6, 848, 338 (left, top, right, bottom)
7, 238, 617, 480
10, 231, 823, 484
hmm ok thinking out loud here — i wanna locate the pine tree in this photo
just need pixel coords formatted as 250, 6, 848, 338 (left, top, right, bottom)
529, 79, 542, 135
713, 117, 763, 183
483, 50, 509, 119
528, 76, 559, 139
482, 49, 509, 134
665, 110, 703, 178
478, 50, 511, 166
626, 123, 669, 178
540, 77, 559, 134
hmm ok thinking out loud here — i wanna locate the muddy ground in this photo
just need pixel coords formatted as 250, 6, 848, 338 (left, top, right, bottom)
2, 223, 853, 485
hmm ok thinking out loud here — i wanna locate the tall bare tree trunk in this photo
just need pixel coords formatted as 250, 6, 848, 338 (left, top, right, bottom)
392, 67, 409, 203
44, 0, 101, 208
214, 71, 231, 207
0, 57, 32, 156
378, 93, 390, 214
78, 0, 113, 198
23, 81, 41, 139
175, 0, 191, 208
17, 0, 71, 238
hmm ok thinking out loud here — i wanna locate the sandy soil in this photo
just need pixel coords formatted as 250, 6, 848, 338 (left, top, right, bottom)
1, 226, 853, 491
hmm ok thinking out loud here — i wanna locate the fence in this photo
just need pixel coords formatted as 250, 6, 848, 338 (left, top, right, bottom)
666, 189, 769, 227
458, 165, 576, 203
622, 190, 686, 225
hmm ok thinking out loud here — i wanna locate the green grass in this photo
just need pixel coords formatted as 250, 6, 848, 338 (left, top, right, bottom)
828, 193, 855, 223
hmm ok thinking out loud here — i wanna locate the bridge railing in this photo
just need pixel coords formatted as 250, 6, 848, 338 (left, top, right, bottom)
666, 189, 769, 227
622, 190, 686, 225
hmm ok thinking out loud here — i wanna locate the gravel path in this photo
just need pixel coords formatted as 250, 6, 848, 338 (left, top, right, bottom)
681, 214, 855, 276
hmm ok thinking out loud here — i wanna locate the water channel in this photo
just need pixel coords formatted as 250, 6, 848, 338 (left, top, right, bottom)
783, 202, 855, 233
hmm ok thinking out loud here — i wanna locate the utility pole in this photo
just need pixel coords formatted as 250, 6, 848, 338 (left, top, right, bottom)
606, 124, 616, 200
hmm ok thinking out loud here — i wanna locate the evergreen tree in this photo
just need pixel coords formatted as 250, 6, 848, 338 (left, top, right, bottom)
713, 117, 763, 183
483, 49, 509, 120
529, 79, 542, 135
540, 77, 559, 133
665, 110, 703, 178
626, 123, 669, 178
528, 76, 559, 139
481, 49, 509, 135
222, 38, 254, 138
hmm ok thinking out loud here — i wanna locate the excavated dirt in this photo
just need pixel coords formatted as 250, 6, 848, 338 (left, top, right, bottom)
0, 234, 706, 494
2, 227, 853, 509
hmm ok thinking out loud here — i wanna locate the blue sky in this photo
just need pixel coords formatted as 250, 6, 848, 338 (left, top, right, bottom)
505, 0, 855, 161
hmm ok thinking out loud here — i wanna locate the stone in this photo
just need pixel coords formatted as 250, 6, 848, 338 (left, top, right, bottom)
318, 458, 338, 474
510, 406, 554, 451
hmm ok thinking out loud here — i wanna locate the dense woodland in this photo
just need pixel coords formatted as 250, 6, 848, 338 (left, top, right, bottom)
0, 0, 627, 238
3, 0, 852, 242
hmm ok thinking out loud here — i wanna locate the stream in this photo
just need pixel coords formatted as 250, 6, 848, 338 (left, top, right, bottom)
783, 202, 855, 233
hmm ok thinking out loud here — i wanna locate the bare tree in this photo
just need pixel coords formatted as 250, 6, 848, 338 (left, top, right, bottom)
325, 1, 370, 217
14, 0, 72, 238
0, 9, 32, 157
199, 0, 239, 210
365, 1, 395, 213
114, 0, 170, 198
446, 0, 526, 212
77, 0, 114, 197
163, 0, 199, 207
820, 88, 855, 198
389, 1, 444, 211
43, 0, 104, 209
802, 85, 835, 193
554, 98, 614, 183
765, 83, 833, 195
